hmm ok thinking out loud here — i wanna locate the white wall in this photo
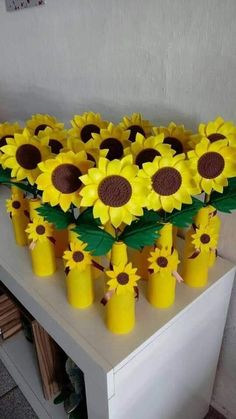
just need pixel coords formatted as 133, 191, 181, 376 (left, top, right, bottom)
0, 0, 236, 416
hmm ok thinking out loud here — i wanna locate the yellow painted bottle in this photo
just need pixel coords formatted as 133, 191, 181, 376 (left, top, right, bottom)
156, 223, 173, 252
10, 189, 29, 246
106, 291, 135, 334
208, 213, 221, 268
29, 198, 42, 220
147, 271, 176, 308
66, 265, 94, 309
110, 241, 128, 266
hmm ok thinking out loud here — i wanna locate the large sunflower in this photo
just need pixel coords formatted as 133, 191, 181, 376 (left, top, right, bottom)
0, 122, 22, 149
190, 116, 236, 149
106, 262, 140, 296
26, 114, 64, 136
69, 112, 108, 143
36, 151, 93, 212
67, 137, 107, 166
153, 122, 192, 154
191, 224, 218, 253
26, 216, 54, 243
119, 113, 152, 142
124, 133, 174, 168
188, 138, 236, 194
63, 240, 91, 273
1, 129, 50, 185
80, 155, 147, 228
38, 127, 68, 154
88, 122, 130, 161
139, 154, 199, 212
148, 247, 179, 276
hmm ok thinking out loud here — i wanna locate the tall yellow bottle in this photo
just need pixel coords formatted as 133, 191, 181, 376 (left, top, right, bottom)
28, 199, 56, 277
106, 242, 136, 334
156, 223, 173, 252
9, 187, 29, 246
208, 213, 221, 268
147, 271, 176, 308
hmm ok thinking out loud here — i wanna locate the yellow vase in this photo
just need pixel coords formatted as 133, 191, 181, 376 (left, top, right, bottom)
106, 291, 135, 334
66, 265, 94, 309
147, 271, 176, 308
156, 223, 173, 252
208, 213, 221, 268
110, 241, 128, 266
29, 198, 41, 220
54, 228, 68, 258
11, 213, 28, 246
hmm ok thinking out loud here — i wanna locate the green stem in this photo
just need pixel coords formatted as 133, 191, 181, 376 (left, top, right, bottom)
204, 193, 211, 205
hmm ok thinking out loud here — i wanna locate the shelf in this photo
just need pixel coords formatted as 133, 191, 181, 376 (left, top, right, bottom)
0, 330, 66, 419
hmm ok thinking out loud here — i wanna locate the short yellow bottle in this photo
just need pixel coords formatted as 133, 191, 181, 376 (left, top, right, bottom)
147, 271, 176, 308
28, 199, 56, 277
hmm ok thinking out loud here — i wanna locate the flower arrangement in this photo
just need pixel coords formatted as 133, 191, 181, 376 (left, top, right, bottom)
0, 113, 236, 334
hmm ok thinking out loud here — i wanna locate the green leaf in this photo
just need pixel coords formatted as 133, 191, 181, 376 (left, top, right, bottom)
77, 207, 101, 226
0, 166, 11, 182
165, 197, 204, 228
37, 204, 75, 229
73, 224, 115, 256
119, 210, 162, 250
209, 177, 236, 213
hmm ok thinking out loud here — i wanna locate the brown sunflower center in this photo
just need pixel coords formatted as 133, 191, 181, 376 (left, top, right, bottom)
100, 138, 123, 160
73, 251, 84, 262
12, 200, 21, 209
80, 124, 100, 143
52, 164, 82, 194
117, 272, 129, 285
0, 135, 14, 147
207, 133, 226, 143
36, 225, 46, 235
157, 256, 168, 267
163, 136, 184, 155
98, 175, 132, 207
87, 153, 96, 164
128, 125, 145, 142
49, 139, 63, 154
34, 124, 50, 136
135, 148, 160, 168
198, 152, 225, 179
152, 167, 182, 196
16, 144, 41, 170
200, 233, 210, 244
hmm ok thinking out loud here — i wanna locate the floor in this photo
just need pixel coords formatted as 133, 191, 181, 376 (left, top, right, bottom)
0, 359, 226, 419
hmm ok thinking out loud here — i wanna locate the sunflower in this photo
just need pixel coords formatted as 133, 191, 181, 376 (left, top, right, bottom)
191, 224, 218, 253
80, 155, 147, 228
26, 114, 64, 136
106, 262, 140, 296
69, 112, 108, 143
139, 154, 199, 213
188, 138, 236, 194
88, 122, 130, 161
153, 122, 192, 154
119, 113, 152, 142
0, 122, 22, 149
36, 151, 93, 212
124, 133, 174, 168
67, 137, 108, 166
148, 247, 179, 276
190, 116, 236, 149
6, 194, 28, 216
63, 240, 92, 273
38, 127, 68, 154
1, 129, 51, 185
26, 216, 53, 243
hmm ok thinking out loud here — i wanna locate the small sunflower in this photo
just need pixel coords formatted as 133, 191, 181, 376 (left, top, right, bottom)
26, 114, 64, 136
106, 262, 140, 296
153, 122, 192, 154
63, 240, 92, 273
26, 216, 53, 243
69, 112, 108, 143
191, 224, 218, 253
0, 122, 22, 149
188, 138, 236, 194
124, 133, 174, 168
89, 122, 130, 161
190, 116, 236, 149
119, 113, 152, 142
148, 247, 179, 276
36, 151, 93, 212
139, 154, 199, 213
6, 194, 28, 216
38, 127, 68, 154
1, 129, 51, 185
67, 137, 108, 166
80, 155, 147, 228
